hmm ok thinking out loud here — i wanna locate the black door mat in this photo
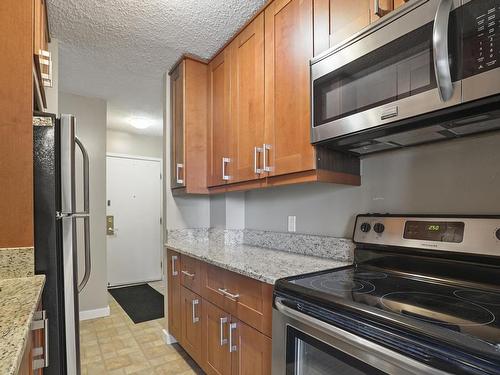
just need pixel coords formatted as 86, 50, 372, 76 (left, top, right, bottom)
109, 284, 164, 324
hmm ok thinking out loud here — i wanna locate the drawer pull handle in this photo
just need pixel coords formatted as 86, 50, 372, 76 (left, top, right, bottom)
192, 299, 200, 324
181, 270, 195, 278
218, 288, 240, 301
220, 317, 228, 346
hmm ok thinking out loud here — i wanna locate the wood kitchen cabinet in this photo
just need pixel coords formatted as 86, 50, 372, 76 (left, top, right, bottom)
231, 320, 272, 375
167, 249, 182, 342
181, 286, 203, 364
180, 254, 202, 294
169, 58, 208, 194
314, 0, 403, 56
18, 303, 47, 374
202, 300, 232, 375
33, 0, 52, 111
207, 48, 233, 187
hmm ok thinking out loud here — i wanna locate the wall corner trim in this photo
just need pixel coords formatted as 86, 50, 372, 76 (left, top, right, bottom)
79, 305, 111, 321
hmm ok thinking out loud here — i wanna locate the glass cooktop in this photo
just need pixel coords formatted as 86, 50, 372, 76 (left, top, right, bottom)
286, 266, 500, 347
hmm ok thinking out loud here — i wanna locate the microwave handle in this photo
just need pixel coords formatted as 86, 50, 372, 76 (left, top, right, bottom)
432, 0, 454, 102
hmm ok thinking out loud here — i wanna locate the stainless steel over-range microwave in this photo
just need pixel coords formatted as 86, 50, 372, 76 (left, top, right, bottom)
311, 0, 500, 155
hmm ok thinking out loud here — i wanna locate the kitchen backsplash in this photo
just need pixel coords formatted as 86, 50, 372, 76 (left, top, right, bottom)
0, 247, 34, 279
167, 228, 354, 262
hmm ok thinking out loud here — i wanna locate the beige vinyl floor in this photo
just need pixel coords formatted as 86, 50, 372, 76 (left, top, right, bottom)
80, 281, 203, 374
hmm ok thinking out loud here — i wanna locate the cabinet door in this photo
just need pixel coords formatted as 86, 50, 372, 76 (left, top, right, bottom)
231, 320, 272, 375
202, 300, 232, 375
230, 13, 265, 183
264, 0, 315, 177
222, 271, 273, 337
167, 249, 182, 342
170, 62, 185, 189
208, 49, 232, 187
329, 0, 371, 46
180, 255, 202, 294
181, 286, 203, 364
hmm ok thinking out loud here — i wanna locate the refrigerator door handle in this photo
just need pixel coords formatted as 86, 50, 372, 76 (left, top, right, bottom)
75, 137, 91, 293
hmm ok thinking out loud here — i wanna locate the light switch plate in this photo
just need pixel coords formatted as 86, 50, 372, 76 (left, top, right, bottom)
288, 216, 296, 232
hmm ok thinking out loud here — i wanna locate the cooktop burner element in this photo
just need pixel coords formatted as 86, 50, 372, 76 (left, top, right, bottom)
353, 271, 388, 280
380, 292, 496, 327
309, 277, 375, 294
454, 289, 500, 306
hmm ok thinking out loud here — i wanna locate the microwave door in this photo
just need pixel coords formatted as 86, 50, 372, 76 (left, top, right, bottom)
310, 0, 462, 144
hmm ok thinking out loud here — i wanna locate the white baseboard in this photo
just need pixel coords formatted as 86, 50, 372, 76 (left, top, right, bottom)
162, 328, 178, 345
80, 306, 110, 321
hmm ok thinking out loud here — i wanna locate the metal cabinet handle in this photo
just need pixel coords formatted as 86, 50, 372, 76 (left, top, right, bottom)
75, 137, 91, 293
374, 0, 391, 17
31, 310, 49, 369
218, 287, 240, 301
229, 322, 237, 353
254, 146, 263, 174
181, 270, 195, 278
222, 157, 231, 181
220, 317, 228, 346
262, 144, 272, 173
192, 299, 200, 324
433, 0, 454, 101
176, 163, 184, 184
172, 255, 178, 276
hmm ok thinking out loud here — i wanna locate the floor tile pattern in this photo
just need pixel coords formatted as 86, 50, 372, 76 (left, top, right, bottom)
80, 285, 202, 374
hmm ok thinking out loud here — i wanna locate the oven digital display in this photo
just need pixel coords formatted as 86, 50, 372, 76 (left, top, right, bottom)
403, 221, 465, 243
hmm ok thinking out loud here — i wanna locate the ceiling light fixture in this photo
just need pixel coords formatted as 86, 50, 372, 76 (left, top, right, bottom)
130, 117, 152, 129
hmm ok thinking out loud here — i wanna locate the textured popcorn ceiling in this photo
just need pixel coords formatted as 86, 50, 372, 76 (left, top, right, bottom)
47, 0, 265, 136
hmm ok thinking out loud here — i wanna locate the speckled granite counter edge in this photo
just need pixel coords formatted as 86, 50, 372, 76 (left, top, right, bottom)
0, 275, 45, 375
0, 247, 34, 279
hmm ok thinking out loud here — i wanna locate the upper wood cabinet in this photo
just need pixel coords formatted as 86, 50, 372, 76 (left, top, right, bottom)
314, 0, 403, 56
33, 0, 52, 111
229, 13, 266, 184
170, 58, 208, 194
264, 0, 315, 177
208, 49, 232, 187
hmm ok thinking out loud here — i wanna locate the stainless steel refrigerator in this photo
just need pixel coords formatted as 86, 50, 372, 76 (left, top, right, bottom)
34, 113, 91, 375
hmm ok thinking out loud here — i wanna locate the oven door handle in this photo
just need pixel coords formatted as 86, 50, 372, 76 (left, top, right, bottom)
432, 0, 454, 102
274, 298, 447, 374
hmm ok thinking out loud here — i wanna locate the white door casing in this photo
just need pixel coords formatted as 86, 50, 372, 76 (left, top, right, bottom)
106, 154, 162, 286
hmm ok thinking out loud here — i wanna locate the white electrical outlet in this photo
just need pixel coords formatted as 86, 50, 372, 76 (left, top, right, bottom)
288, 216, 296, 232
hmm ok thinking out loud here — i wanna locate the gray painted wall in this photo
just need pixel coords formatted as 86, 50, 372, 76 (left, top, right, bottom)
59, 92, 108, 313
107, 129, 162, 158
245, 132, 500, 237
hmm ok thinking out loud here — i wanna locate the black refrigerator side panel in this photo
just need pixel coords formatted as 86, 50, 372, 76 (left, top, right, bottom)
34, 114, 67, 375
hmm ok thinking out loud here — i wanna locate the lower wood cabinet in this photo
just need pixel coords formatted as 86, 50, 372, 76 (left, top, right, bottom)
18, 303, 47, 375
181, 286, 203, 364
167, 250, 272, 375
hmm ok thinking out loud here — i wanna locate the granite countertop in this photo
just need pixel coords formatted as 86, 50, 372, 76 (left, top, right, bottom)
0, 275, 46, 375
165, 237, 352, 284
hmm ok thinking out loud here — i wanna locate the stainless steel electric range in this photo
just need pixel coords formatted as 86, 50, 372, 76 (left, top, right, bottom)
272, 215, 500, 375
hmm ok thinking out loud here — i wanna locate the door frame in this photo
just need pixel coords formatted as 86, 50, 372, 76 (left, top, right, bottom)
106, 152, 164, 284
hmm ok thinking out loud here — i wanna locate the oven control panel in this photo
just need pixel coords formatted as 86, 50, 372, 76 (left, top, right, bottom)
463, 0, 500, 78
353, 215, 500, 257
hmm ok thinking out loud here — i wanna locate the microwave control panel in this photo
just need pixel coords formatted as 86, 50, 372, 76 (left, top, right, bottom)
463, 0, 500, 78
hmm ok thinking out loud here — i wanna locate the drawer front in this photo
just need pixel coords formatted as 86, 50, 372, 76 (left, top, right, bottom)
200, 262, 227, 310
180, 255, 202, 294
222, 271, 273, 337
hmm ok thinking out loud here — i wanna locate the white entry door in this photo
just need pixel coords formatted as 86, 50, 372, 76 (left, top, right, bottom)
106, 155, 162, 287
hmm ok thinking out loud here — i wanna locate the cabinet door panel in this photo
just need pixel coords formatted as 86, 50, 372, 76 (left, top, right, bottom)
223, 271, 273, 337
181, 286, 203, 364
167, 249, 182, 342
202, 300, 232, 375
208, 49, 232, 186
230, 13, 265, 183
329, 0, 371, 46
264, 0, 315, 177
200, 263, 227, 310
180, 255, 201, 294
231, 321, 272, 375
170, 63, 185, 188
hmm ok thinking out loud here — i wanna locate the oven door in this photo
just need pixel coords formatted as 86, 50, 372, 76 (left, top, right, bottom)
311, 0, 462, 144
272, 298, 447, 375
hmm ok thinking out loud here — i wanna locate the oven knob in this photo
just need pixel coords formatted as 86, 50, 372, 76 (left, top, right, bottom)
373, 223, 385, 234
360, 223, 371, 233
496, 228, 500, 241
